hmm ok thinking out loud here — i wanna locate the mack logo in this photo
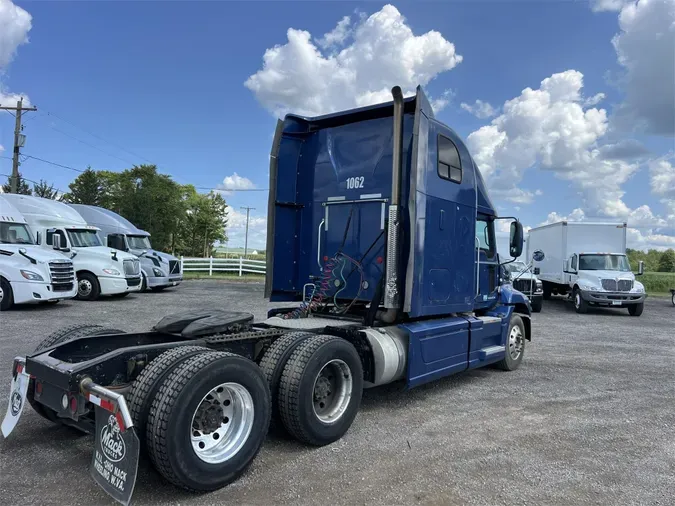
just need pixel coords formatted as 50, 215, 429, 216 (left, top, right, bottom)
10, 390, 22, 416
100, 415, 126, 462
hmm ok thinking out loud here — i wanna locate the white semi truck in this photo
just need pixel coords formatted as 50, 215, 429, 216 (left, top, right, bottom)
0, 196, 77, 310
68, 204, 183, 291
1, 195, 142, 301
527, 221, 646, 315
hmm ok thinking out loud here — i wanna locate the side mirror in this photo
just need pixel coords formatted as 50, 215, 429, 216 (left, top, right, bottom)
533, 267, 541, 275
509, 221, 524, 258
637, 260, 644, 276
532, 249, 545, 262
54, 234, 65, 250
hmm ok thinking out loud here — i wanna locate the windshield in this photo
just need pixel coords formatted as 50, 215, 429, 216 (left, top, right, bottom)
127, 235, 152, 249
579, 254, 630, 271
505, 262, 527, 273
0, 223, 35, 245
67, 229, 102, 248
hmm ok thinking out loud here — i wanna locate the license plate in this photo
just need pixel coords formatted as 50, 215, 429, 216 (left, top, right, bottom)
91, 405, 140, 506
612, 300, 622, 305
1, 365, 30, 438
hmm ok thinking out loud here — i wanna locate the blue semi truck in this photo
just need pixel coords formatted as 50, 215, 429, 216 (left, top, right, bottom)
1, 86, 538, 505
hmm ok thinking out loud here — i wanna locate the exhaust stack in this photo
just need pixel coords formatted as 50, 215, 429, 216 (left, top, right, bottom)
383, 86, 404, 312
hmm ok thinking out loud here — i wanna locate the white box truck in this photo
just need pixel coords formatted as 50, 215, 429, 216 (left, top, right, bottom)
68, 204, 183, 291
0, 196, 77, 310
1, 194, 142, 301
527, 221, 646, 316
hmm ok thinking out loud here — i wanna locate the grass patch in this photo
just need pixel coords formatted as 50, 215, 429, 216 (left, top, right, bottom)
641, 272, 675, 293
183, 271, 264, 281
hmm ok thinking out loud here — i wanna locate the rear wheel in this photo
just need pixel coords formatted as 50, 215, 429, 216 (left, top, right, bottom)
542, 282, 552, 301
573, 288, 588, 314
76, 272, 101, 301
146, 352, 270, 491
496, 314, 525, 371
258, 331, 313, 428
128, 345, 211, 452
29, 325, 125, 425
278, 335, 363, 446
628, 303, 644, 316
0, 277, 13, 311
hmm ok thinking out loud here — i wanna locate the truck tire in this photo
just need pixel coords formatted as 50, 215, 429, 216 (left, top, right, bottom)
258, 331, 314, 427
76, 272, 101, 301
127, 345, 211, 452
496, 314, 526, 371
277, 335, 363, 446
140, 273, 148, 292
542, 282, 552, 301
672, 292, 675, 307
146, 351, 270, 491
573, 288, 588, 314
531, 298, 543, 313
0, 277, 13, 311
628, 303, 644, 316
29, 325, 125, 425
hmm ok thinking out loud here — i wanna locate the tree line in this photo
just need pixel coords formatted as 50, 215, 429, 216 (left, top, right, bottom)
626, 248, 675, 273
2, 166, 228, 257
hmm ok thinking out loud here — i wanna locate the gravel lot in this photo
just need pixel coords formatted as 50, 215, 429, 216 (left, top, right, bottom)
1, 280, 673, 505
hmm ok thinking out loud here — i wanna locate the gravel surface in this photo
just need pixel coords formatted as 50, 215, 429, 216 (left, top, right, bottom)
1, 281, 673, 505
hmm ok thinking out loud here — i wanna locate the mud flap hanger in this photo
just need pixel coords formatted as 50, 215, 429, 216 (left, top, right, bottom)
80, 378, 140, 506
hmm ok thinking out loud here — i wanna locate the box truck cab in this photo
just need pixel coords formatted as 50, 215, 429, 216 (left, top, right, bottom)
68, 204, 183, 292
0, 196, 77, 310
0, 195, 142, 301
527, 221, 646, 315
502, 260, 544, 312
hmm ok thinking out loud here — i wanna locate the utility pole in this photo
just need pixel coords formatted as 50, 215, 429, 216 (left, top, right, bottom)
0, 98, 37, 193
240, 206, 255, 257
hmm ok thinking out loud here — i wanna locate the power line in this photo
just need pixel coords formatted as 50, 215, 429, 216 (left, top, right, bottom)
46, 124, 137, 165
23, 154, 85, 173
0, 172, 67, 194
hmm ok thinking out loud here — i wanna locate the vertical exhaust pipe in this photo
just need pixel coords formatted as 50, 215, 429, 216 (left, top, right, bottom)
382, 86, 404, 317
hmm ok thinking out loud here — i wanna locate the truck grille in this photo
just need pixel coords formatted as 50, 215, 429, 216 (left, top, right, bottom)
49, 260, 75, 292
169, 259, 180, 274
601, 279, 633, 292
513, 279, 533, 294
123, 259, 141, 277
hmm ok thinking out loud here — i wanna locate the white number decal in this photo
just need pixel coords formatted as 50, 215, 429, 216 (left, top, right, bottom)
346, 176, 365, 189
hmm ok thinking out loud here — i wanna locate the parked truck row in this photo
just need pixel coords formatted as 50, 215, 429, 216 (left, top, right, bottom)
0, 195, 182, 310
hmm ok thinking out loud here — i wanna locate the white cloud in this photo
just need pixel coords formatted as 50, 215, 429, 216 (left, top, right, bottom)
216, 172, 256, 196
317, 15, 352, 49
430, 89, 455, 114
598, 139, 650, 160
460, 99, 497, 119
583, 92, 606, 106
650, 158, 675, 198
0, 0, 31, 69
591, 0, 630, 12
226, 208, 267, 250
245, 4, 463, 118
610, 0, 675, 135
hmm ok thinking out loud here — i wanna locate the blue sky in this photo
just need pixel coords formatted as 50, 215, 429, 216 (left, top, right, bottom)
1, 0, 673, 250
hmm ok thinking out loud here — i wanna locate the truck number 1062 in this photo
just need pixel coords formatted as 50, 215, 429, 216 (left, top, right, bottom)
346, 176, 365, 189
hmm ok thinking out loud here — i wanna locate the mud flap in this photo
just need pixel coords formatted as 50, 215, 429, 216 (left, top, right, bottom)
1, 360, 29, 438
91, 405, 140, 506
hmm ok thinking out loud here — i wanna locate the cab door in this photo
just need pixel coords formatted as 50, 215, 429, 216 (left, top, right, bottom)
474, 214, 499, 309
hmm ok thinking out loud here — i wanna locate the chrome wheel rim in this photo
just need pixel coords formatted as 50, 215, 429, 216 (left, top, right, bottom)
508, 325, 524, 360
312, 359, 352, 424
575, 293, 581, 309
78, 279, 92, 297
190, 382, 254, 464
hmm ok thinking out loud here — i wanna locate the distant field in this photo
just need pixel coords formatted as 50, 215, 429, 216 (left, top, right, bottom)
640, 272, 675, 294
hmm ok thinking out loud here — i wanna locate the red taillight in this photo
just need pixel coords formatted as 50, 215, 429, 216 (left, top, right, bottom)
70, 396, 78, 413
35, 381, 42, 395
376, 256, 383, 264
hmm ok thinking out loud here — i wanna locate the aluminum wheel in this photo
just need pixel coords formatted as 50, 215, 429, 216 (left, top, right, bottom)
78, 279, 93, 298
312, 359, 353, 424
508, 324, 524, 360
190, 382, 254, 464
574, 293, 581, 309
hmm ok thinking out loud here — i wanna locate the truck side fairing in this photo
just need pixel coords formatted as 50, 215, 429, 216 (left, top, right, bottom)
267, 87, 496, 319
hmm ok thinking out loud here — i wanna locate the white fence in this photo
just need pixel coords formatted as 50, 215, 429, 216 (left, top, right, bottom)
181, 257, 266, 276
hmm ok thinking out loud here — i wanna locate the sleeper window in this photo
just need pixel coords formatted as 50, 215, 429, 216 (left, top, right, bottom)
438, 135, 462, 183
